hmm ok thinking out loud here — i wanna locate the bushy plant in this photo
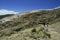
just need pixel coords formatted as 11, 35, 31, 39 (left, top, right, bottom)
31, 28, 36, 32
39, 31, 44, 37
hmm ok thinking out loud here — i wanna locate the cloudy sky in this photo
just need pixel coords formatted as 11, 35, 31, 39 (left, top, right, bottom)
0, 9, 18, 15
0, 0, 60, 15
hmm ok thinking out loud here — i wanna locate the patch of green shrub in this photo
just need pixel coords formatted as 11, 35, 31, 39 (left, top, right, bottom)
31, 28, 36, 32
44, 31, 51, 38
39, 31, 44, 37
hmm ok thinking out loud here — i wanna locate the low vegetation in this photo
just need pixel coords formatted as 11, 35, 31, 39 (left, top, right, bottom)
0, 8, 60, 40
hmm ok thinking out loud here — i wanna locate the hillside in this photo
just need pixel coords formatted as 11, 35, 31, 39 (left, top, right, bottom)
0, 8, 60, 40
0, 14, 14, 19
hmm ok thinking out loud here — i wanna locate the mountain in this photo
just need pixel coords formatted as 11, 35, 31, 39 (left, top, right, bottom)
0, 7, 60, 40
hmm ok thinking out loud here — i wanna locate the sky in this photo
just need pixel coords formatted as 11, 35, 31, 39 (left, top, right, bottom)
0, 0, 60, 15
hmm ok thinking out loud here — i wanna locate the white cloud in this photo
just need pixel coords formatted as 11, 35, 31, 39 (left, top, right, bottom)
0, 9, 18, 15
54, 6, 60, 9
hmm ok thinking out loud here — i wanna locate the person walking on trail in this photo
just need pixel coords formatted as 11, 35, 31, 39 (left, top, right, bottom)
43, 18, 49, 27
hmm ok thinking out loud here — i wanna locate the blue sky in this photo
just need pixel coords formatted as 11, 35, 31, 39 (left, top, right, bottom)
0, 0, 60, 15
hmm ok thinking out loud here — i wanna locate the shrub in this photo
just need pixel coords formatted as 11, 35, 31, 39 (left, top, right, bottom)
31, 28, 36, 32
44, 32, 51, 38
39, 31, 44, 37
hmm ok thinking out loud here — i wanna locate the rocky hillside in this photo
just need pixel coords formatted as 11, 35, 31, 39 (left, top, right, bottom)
0, 8, 60, 40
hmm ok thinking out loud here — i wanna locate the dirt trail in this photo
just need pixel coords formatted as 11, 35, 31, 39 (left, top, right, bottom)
47, 25, 60, 40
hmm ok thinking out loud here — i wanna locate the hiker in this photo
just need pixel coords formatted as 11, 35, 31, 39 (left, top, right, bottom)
46, 22, 49, 27
43, 22, 46, 27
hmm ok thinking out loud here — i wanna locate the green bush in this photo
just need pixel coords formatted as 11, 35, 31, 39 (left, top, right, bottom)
31, 28, 36, 32
39, 31, 44, 37
44, 31, 51, 38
